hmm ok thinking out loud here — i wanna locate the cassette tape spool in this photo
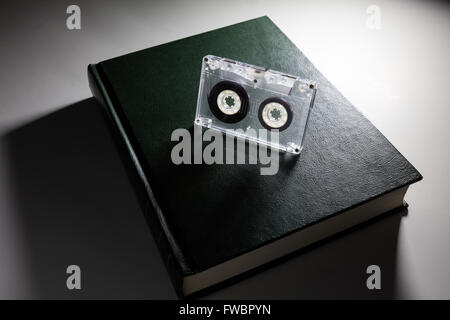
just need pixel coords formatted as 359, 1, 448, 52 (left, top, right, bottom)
195, 55, 317, 154
208, 80, 249, 123
258, 97, 293, 131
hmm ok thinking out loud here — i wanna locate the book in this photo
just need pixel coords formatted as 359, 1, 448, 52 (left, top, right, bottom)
88, 16, 422, 297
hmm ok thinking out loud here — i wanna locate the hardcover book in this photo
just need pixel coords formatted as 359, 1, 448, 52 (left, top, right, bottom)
88, 16, 422, 297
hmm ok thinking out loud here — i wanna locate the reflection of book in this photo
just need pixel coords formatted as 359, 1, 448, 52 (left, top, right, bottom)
88, 16, 422, 297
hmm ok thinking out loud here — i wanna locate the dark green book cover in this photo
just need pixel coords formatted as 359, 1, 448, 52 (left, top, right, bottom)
88, 16, 422, 297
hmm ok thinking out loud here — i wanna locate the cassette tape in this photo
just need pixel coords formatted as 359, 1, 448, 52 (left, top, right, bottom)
194, 55, 317, 154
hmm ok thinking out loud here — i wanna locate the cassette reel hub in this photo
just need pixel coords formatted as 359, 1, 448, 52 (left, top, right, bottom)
258, 98, 293, 131
217, 90, 241, 115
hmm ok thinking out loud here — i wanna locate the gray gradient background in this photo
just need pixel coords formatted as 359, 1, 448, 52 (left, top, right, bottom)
0, 0, 448, 299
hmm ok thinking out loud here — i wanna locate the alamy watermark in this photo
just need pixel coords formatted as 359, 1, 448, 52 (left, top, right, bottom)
171, 126, 280, 175
366, 5, 382, 30
366, 264, 381, 290
66, 5, 81, 30
66, 265, 81, 290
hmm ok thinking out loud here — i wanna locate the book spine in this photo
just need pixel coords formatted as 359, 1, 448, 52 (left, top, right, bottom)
88, 64, 189, 298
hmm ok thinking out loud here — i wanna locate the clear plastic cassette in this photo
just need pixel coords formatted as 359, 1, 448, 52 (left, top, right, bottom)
194, 55, 316, 154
